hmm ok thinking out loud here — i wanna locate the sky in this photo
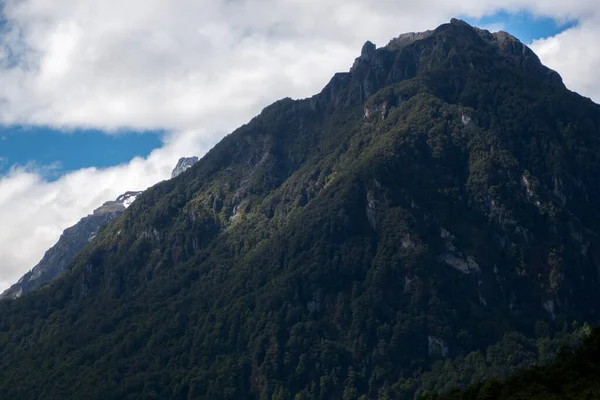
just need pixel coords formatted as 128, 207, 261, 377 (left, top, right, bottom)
0, 0, 599, 292
0, 127, 163, 177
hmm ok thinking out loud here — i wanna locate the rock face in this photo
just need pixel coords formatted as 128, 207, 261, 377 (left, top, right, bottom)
171, 156, 199, 178
0, 191, 142, 300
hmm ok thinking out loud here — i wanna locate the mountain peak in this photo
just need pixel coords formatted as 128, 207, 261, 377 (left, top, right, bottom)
115, 191, 142, 208
449, 17, 471, 27
343, 18, 564, 104
93, 191, 143, 215
171, 156, 199, 178
360, 40, 376, 57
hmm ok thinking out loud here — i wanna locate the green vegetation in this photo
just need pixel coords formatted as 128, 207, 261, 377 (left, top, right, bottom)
408, 324, 591, 398
423, 327, 600, 399
0, 19, 600, 399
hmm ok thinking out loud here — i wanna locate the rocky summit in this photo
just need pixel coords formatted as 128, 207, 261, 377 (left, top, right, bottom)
171, 156, 199, 178
0, 19, 600, 399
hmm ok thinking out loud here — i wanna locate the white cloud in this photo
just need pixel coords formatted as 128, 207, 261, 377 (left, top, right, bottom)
0, 0, 600, 291
8, 160, 62, 179
531, 16, 600, 102
0, 129, 211, 290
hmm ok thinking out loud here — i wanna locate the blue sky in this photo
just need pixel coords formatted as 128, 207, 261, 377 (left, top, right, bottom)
0, 126, 163, 178
0, 11, 576, 180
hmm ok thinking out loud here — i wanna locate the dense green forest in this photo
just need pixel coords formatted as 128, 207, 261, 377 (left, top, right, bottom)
423, 327, 600, 399
1, 19, 600, 399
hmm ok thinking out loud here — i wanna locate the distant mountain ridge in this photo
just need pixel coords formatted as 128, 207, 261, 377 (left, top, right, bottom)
0, 158, 198, 300
0, 191, 141, 300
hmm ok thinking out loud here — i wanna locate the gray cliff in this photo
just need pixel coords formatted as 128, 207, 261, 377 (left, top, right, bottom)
171, 156, 199, 178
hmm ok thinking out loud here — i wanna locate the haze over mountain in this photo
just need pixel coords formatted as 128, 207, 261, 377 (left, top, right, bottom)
0, 19, 600, 399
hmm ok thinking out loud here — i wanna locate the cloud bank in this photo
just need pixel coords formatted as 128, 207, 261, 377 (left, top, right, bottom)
531, 17, 600, 102
1, 0, 600, 291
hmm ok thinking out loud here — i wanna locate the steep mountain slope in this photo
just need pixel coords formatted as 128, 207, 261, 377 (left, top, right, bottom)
1, 157, 198, 300
0, 191, 141, 300
1, 19, 600, 399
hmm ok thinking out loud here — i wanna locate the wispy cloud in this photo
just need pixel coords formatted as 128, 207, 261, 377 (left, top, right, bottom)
8, 160, 62, 180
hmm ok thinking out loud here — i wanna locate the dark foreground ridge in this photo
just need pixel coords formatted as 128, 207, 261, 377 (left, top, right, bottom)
1, 19, 600, 399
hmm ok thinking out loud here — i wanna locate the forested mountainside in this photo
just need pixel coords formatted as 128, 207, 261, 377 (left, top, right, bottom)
429, 327, 600, 400
1, 18, 600, 399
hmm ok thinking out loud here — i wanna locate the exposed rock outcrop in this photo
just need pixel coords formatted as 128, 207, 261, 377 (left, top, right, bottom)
171, 156, 199, 178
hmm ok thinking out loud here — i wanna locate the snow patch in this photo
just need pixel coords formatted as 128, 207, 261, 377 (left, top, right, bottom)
123, 195, 138, 208
116, 191, 142, 208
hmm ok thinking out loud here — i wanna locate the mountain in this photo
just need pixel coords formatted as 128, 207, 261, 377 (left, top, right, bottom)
0, 158, 198, 300
1, 19, 600, 399
0, 191, 142, 300
171, 156, 199, 178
